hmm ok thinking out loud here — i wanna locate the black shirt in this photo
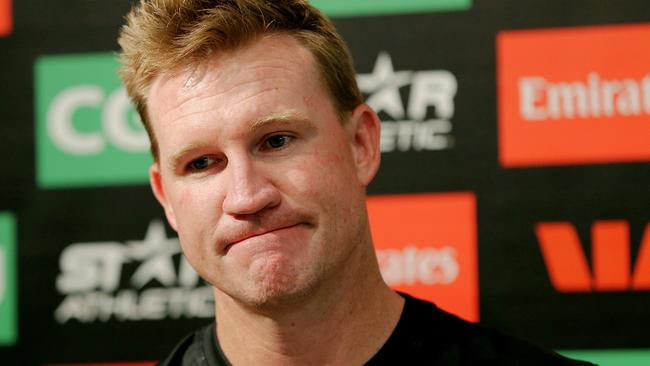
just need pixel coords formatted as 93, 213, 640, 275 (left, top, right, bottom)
158, 293, 595, 365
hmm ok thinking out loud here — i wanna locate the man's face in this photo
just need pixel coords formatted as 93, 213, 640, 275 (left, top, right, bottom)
147, 34, 379, 308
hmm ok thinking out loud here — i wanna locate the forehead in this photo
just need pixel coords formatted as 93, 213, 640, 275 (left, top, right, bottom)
148, 33, 324, 113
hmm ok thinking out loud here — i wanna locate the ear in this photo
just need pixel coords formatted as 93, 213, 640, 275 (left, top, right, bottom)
347, 103, 381, 186
149, 163, 178, 231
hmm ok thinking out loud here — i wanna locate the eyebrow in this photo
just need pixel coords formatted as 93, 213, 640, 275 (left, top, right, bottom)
167, 143, 205, 172
166, 110, 311, 172
249, 110, 310, 132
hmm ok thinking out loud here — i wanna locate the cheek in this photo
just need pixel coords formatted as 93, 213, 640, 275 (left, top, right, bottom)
290, 150, 343, 188
171, 183, 220, 251
316, 143, 358, 192
173, 181, 220, 217
284, 147, 360, 213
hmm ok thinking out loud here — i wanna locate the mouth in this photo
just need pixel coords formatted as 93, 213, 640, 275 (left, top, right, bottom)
223, 223, 307, 253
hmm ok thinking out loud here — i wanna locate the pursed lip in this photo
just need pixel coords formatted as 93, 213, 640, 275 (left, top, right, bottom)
223, 223, 306, 252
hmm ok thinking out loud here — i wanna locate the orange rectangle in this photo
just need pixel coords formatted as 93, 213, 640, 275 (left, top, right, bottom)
497, 23, 650, 167
0, 0, 12, 37
592, 221, 630, 291
367, 192, 478, 321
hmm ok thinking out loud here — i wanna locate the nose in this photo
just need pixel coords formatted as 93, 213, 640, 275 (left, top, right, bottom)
222, 155, 281, 217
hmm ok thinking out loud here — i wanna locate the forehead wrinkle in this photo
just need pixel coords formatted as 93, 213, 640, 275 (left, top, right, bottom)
163, 78, 297, 136
223, 78, 304, 114
213, 61, 308, 97
165, 91, 221, 125
171, 71, 296, 120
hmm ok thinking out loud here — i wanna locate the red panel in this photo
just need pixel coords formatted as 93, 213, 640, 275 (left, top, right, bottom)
0, 0, 11, 37
498, 23, 650, 167
367, 192, 478, 321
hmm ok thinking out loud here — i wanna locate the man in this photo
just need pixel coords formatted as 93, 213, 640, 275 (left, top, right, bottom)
118, 1, 594, 365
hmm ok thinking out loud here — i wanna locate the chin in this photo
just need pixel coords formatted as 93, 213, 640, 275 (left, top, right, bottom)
238, 255, 320, 310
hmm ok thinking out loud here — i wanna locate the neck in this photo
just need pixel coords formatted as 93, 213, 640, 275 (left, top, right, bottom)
213, 239, 404, 366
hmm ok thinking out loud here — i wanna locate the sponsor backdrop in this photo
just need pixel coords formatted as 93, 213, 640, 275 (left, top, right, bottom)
0, 0, 649, 364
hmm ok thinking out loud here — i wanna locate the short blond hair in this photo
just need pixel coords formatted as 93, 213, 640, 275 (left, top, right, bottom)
118, 0, 363, 159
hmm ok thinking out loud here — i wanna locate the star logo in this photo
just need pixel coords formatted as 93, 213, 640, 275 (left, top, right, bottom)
127, 220, 181, 289
357, 52, 412, 120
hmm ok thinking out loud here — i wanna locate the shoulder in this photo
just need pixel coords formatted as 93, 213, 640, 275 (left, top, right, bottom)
379, 294, 596, 366
156, 323, 220, 366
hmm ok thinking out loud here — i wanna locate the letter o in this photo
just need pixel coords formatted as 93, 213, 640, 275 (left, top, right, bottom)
103, 88, 150, 152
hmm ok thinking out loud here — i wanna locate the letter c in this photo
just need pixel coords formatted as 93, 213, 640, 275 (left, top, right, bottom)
47, 86, 105, 155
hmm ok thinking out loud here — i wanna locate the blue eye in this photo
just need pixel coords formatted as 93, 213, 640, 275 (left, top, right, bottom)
189, 156, 213, 171
266, 135, 290, 149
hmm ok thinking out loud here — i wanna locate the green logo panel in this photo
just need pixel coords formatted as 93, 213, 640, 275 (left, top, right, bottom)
311, 0, 471, 17
561, 349, 650, 366
35, 53, 152, 188
0, 212, 17, 346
